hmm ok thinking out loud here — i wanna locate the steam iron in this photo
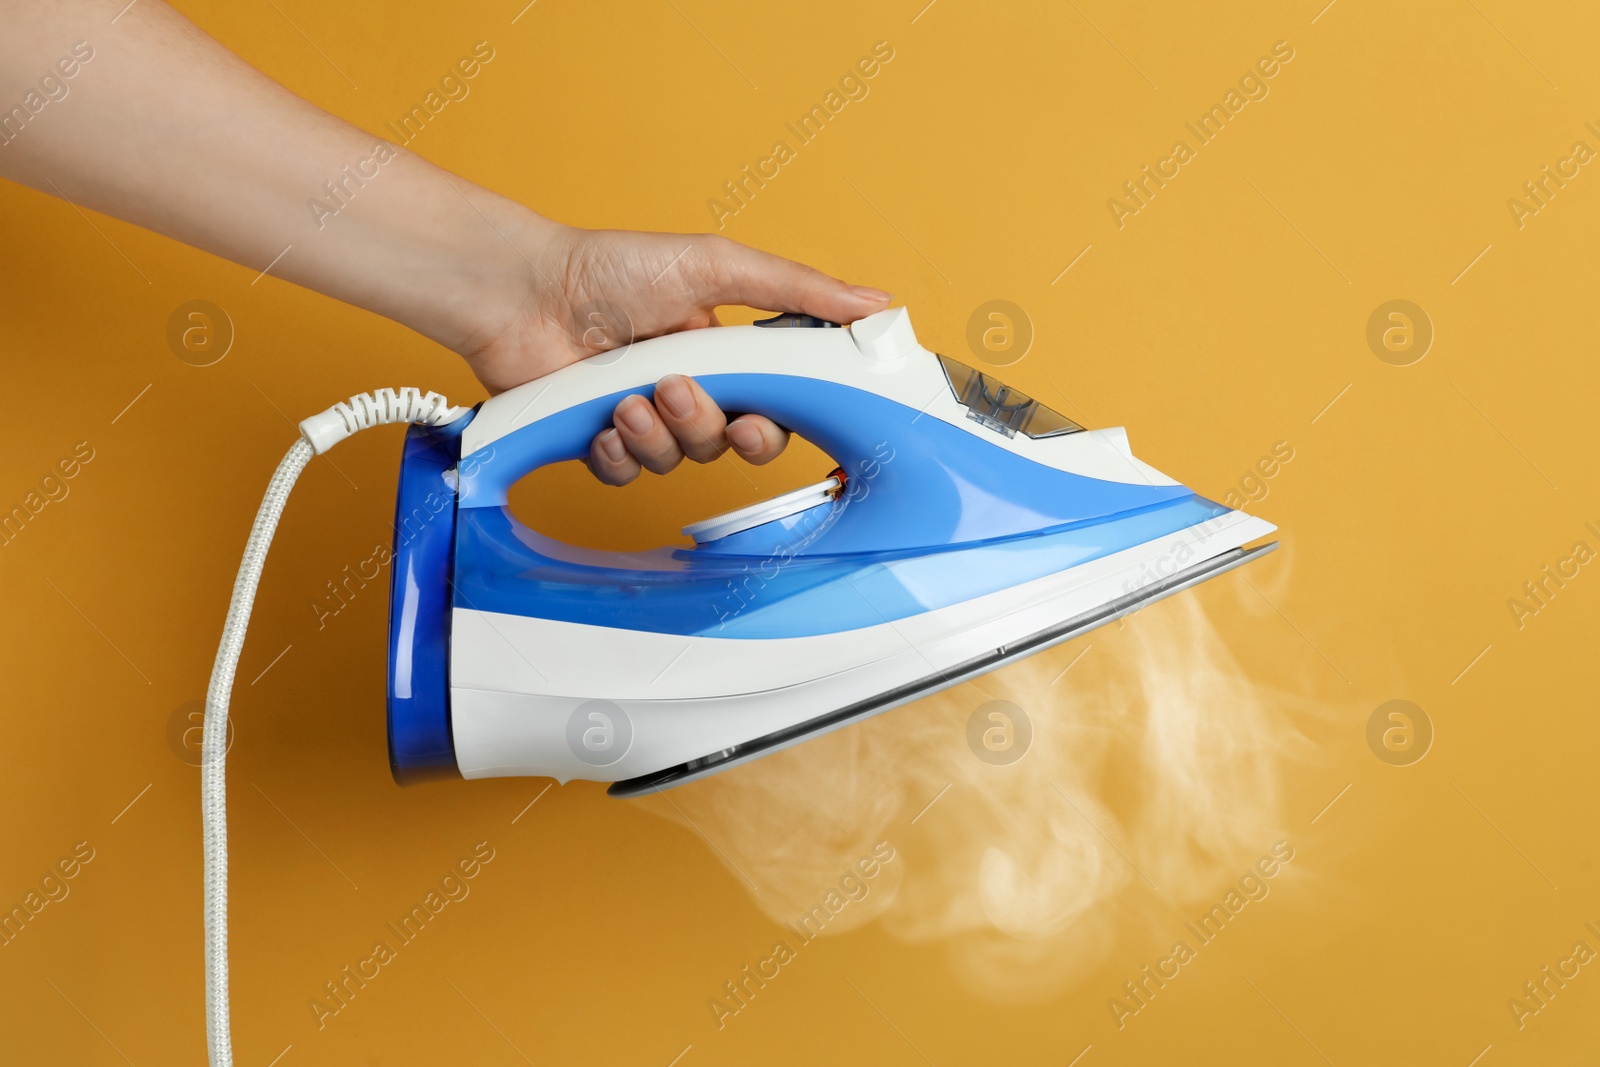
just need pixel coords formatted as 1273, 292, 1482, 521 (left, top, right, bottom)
386, 307, 1278, 795
199, 311, 1280, 1060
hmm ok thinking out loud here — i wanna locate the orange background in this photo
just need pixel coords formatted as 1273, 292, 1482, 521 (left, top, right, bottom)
3, 0, 1600, 1063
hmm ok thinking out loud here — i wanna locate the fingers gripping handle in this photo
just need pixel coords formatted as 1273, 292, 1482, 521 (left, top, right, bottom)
455, 310, 924, 509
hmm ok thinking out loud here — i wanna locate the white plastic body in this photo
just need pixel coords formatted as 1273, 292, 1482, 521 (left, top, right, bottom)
449, 507, 1275, 783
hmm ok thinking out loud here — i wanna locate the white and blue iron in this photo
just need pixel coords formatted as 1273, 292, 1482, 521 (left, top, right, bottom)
200, 304, 1277, 1062
384, 306, 1278, 795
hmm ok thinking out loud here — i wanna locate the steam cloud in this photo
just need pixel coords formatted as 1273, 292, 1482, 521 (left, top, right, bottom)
644, 591, 1309, 999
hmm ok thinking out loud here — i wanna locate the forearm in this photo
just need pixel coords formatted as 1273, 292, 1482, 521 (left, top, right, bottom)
0, 0, 547, 355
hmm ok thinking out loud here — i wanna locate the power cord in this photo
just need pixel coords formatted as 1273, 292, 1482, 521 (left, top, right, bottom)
200, 388, 468, 1066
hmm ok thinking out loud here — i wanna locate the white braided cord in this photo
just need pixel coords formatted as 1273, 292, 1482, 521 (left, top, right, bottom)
202, 390, 465, 1065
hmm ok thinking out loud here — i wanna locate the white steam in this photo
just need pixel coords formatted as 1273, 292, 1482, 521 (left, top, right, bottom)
643, 590, 1307, 998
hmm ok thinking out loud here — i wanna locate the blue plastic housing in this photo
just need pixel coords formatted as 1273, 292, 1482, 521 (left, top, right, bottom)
386, 413, 472, 784
448, 373, 1208, 640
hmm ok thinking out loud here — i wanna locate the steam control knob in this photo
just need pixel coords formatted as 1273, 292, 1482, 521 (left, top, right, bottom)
850, 307, 918, 365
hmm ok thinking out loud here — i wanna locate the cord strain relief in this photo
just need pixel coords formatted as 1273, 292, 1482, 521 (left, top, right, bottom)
297, 388, 469, 454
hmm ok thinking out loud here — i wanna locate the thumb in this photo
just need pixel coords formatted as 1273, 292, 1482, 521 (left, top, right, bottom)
697, 235, 892, 323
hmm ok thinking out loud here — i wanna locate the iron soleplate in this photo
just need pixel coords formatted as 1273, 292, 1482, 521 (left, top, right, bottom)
607, 540, 1278, 798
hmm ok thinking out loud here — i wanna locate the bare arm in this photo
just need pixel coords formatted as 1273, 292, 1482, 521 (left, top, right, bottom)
0, 0, 892, 478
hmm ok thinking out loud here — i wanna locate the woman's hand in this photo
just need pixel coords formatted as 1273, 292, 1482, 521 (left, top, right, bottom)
0, 1, 891, 485
461, 226, 891, 485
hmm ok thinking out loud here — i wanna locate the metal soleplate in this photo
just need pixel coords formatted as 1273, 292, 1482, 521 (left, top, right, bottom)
608, 540, 1278, 799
